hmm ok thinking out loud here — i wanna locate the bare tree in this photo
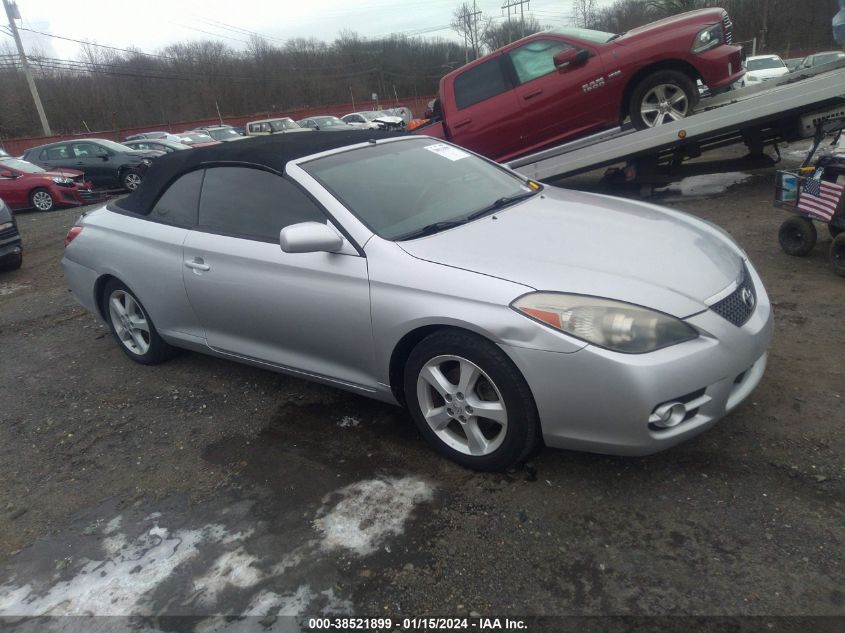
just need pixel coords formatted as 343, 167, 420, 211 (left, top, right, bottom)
571, 0, 598, 28
451, 2, 483, 62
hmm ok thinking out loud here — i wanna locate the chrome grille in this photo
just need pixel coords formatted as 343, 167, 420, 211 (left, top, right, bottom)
710, 265, 755, 327
722, 12, 733, 44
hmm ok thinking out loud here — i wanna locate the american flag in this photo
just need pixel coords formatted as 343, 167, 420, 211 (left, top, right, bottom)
797, 177, 844, 221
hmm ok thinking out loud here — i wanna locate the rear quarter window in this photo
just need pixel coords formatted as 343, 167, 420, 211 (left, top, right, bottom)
151, 169, 204, 226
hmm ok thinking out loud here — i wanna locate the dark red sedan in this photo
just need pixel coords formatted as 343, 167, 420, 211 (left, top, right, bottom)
0, 158, 102, 211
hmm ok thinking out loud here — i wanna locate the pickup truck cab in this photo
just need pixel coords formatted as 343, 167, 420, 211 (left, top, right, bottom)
418, 8, 743, 162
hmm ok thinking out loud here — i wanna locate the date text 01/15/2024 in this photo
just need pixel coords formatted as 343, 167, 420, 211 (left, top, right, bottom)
305, 617, 528, 630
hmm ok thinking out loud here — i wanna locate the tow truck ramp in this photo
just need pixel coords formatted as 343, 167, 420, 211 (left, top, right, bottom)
507, 61, 845, 187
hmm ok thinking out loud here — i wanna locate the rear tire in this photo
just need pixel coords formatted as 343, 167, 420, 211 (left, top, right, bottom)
403, 329, 541, 471
778, 216, 817, 256
29, 188, 55, 212
829, 224, 844, 238
121, 170, 143, 192
630, 70, 698, 130
102, 279, 174, 364
830, 233, 845, 277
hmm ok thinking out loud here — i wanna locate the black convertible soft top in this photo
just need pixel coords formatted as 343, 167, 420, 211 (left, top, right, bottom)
114, 129, 406, 215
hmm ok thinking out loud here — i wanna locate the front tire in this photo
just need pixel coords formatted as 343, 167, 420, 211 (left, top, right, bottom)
0, 252, 22, 271
30, 188, 55, 212
630, 70, 697, 130
779, 216, 817, 256
121, 170, 143, 192
102, 279, 174, 364
404, 329, 540, 471
830, 233, 845, 277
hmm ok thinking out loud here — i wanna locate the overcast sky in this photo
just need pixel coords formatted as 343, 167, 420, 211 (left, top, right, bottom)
5, 0, 617, 59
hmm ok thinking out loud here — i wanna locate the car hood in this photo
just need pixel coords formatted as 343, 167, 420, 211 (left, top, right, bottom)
746, 67, 789, 80
373, 116, 404, 125
397, 187, 744, 318
40, 168, 84, 178
614, 8, 724, 45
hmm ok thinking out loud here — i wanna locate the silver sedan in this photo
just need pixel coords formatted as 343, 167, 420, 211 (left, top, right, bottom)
62, 135, 773, 471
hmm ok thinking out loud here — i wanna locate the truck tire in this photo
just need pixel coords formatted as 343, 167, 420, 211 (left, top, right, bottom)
830, 233, 845, 277
630, 70, 698, 130
778, 216, 817, 256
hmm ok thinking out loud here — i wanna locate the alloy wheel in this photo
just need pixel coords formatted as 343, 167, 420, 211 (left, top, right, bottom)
416, 354, 508, 456
32, 190, 54, 211
108, 289, 151, 355
123, 172, 142, 191
640, 84, 689, 127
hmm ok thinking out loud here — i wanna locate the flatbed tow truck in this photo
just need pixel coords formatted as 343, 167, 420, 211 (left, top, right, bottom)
505, 60, 845, 194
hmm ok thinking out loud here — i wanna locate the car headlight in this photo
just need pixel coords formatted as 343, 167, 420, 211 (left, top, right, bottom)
512, 293, 698, 354
51, 176, 73, 185
747, 74, 760, 82
0, 221, 12, 231
691, 24, 724, 53
142, 159, 152, 165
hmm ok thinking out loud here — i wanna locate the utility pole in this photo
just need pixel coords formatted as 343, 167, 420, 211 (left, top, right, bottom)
502, 0, 530, 39
759, 0, 769, 53
2, 0, 51, 135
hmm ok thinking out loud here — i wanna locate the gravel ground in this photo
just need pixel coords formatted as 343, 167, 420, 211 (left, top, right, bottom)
0, 153, 842, 630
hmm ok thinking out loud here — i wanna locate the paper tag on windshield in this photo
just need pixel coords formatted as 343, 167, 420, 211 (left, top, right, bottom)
424, 143, 469, 161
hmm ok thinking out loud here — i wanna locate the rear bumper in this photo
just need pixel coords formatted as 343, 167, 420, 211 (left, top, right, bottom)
500, 262, 773, 456
697, 44, 745, 89
62, 256, 101, 317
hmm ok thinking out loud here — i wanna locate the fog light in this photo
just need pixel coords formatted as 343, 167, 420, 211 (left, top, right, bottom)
650, 402, 687, 428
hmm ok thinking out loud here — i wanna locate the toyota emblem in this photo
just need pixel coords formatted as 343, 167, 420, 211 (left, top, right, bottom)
741, 287, 755, 309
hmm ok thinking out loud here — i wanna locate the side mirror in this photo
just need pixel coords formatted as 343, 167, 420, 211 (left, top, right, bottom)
97, 152, 109, 160
554, 48, 589, 70
280, 222, 344, 254
0, 170, 16, 179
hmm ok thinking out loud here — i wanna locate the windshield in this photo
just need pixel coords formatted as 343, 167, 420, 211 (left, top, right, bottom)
747, 57, 785, 70
181, 133, 214, 143
551, 26, 618, 44
0, 158, 44, 173
360, 111, 388, 121
316, 117, 345, 127
303, 138, 537, 240
207, 128, 242, 140
269, 119, 299, 132
814, 52, 845, 65
97, 139, 133, 152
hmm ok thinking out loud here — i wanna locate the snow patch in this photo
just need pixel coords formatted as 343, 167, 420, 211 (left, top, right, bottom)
659, 172, 751, 196
337, 415, 360, 428
314, 477, 433, 556
0, 282, 29, 297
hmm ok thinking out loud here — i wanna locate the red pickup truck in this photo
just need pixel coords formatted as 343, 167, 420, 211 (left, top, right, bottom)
417, 8, 744, 162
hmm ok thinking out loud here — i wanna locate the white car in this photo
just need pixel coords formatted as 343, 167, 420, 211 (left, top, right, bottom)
742, 55, 789, 86
341, 111, 404, 130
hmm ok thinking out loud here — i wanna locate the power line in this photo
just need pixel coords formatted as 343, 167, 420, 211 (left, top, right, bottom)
18, 27, 178, 60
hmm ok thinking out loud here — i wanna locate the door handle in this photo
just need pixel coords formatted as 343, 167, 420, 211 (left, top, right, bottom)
185, 258, 210, 272
453, 118, 472, 129
523, 89, 543, 100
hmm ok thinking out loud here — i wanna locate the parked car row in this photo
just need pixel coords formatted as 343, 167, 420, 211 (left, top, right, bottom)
741, 50, 845, 87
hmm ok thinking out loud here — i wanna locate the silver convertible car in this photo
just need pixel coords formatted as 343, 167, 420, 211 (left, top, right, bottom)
62, 131, 773, 471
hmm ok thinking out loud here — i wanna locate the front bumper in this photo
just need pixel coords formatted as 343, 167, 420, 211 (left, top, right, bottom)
697, 44, 745, 89
56, 185, 106, 206
501, 262, 773, 456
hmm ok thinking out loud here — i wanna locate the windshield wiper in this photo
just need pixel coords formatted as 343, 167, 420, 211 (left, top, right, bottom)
465, 189, 539, 221
396, 190, 538, 241
396, 219, 470, 241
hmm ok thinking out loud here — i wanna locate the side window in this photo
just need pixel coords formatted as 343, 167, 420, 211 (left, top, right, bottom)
454, 56, 510, 109
508, 40, 573, 84
198, 167, 326, 242
248, 123, 259, 133
72, 143, 103, 158
44, 145, 70, 160
151, 170, 204, 226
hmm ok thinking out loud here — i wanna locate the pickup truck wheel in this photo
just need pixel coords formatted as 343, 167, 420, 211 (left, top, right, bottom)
404, 329, 541, 471
779, 216, 817, 256
30, 188, 55, 211
630, 71, 697, 130
121, 170, 143, 191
